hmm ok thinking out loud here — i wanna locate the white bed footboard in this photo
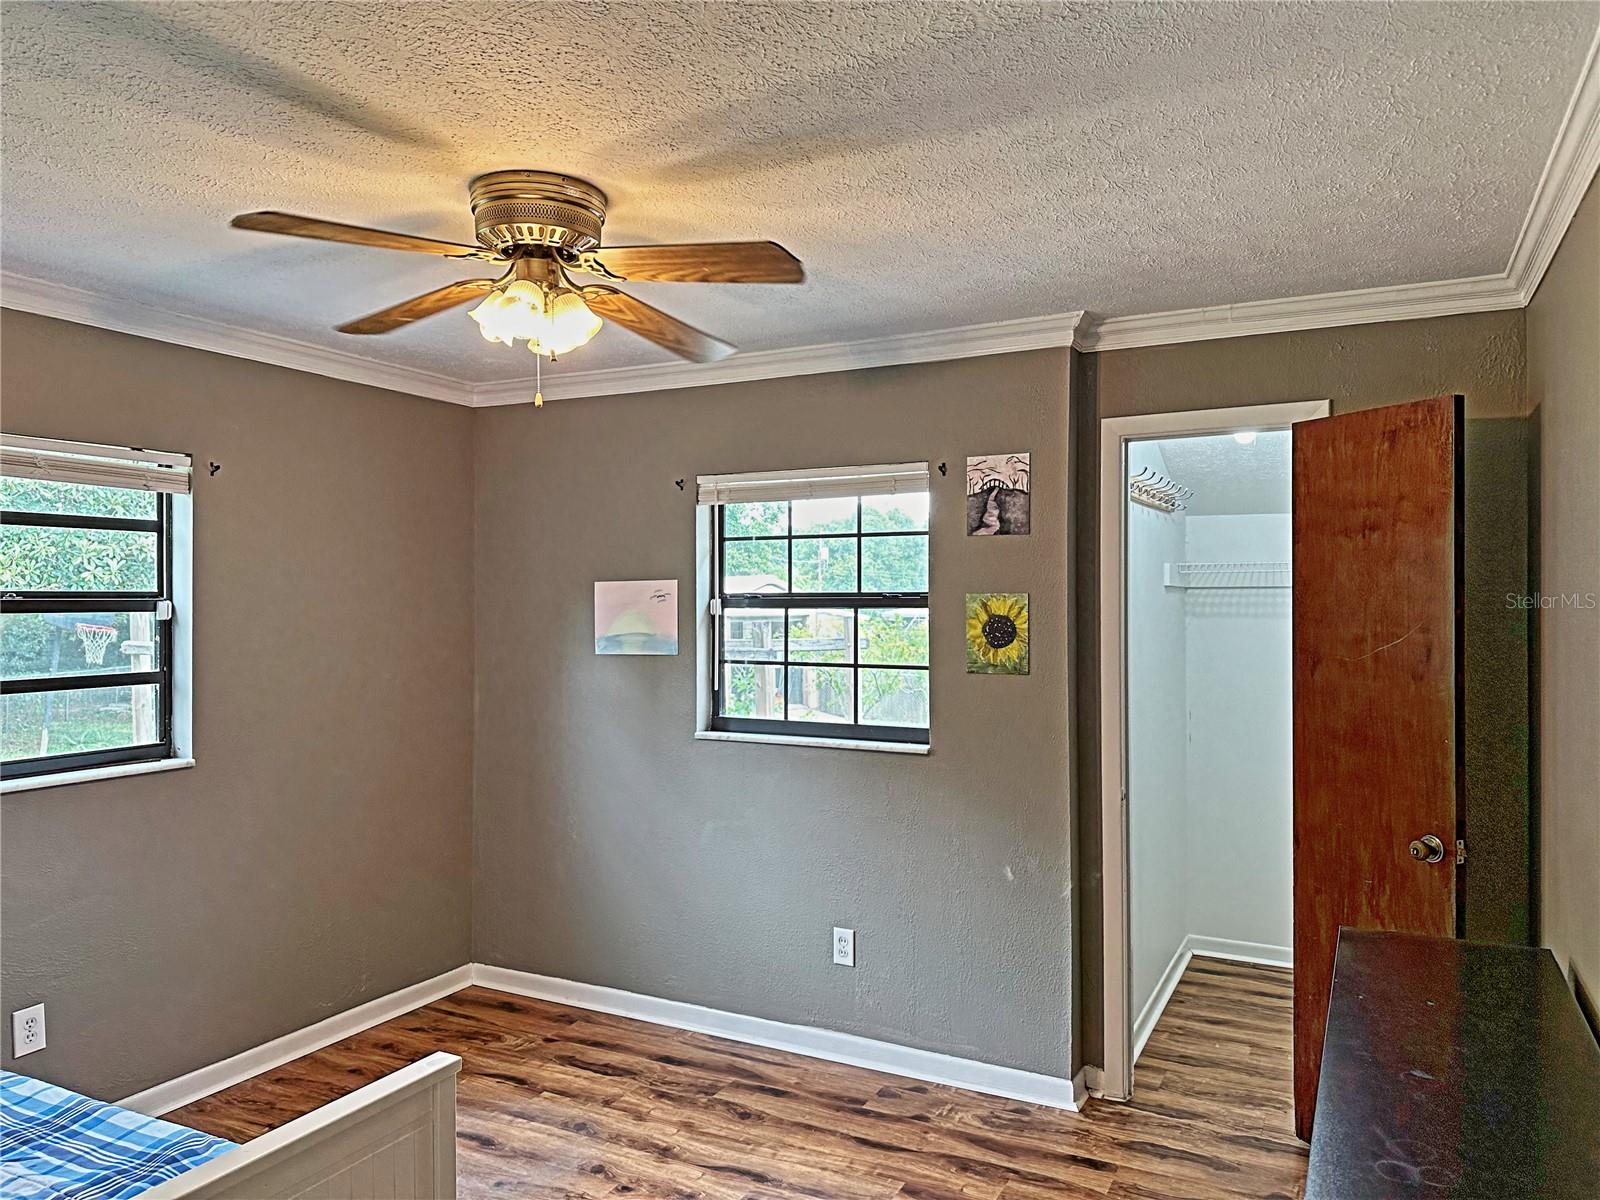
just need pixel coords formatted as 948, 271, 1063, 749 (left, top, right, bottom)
141, 1052, 461, 1200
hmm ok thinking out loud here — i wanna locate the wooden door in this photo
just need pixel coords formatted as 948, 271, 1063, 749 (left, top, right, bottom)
1291, 395, 1463, 1141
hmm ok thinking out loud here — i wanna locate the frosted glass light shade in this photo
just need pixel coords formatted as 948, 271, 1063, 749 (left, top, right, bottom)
469, 282, 601, 356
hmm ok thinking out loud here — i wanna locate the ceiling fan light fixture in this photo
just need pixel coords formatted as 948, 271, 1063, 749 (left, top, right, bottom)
231, 169, 802, 367
468, 280, 539, 345
467, 277, 602, 356
539, 290, 603, 357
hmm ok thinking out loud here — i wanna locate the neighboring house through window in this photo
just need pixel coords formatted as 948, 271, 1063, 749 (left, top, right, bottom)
1, 435, 192, 781
699, 463, 930, 746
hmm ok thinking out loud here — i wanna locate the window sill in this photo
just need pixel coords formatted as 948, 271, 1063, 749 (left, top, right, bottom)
694, 730, 930, 755
2, 756, 196, 795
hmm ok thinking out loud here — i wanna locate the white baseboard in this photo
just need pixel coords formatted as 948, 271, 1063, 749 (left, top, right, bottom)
1132, 941, 1193, 1064
1131, 934, 1294, 1065
117, 960, 1081, 1116
1187, 935, 1293, 969
1068, 1066, 1090, 1110
118, 965, 473, 1116
472, 963, 1081, 1111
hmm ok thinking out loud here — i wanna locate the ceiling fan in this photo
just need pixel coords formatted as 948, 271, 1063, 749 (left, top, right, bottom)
230, 170, 804, 367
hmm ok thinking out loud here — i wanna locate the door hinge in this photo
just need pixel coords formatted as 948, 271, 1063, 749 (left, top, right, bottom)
1456, 838, 1467, 866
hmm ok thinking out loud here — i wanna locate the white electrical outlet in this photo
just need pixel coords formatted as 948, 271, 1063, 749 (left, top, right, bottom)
12, 1003, 46, 1057
832, 926, 856, 967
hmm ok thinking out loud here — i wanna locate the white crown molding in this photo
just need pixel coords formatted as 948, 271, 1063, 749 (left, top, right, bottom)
1074, 272, 1525, 353
0, 271, 478, 406
1077, 25, 1600, 356
0, 269, 1083, 406
1507, 19, 1600, 306
472, 311, 1088, 406
3, 31, 1595, 404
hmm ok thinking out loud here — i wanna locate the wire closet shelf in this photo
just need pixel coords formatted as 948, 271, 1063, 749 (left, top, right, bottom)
1163, 561, 1291, 589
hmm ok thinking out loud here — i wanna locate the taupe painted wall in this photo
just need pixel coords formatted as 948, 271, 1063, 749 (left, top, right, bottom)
1527, 177, 1600, 1008
1071, 309, 1532, 1065
1461, 416, 1535, 944
0, 310, 475, 1098
0, 296, 1557, 1096
473, 351, 1076, 1076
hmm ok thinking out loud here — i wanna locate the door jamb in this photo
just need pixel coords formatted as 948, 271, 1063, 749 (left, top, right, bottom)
1096, 399, 1330, 1102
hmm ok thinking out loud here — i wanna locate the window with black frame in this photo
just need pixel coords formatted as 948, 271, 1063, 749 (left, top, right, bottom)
706, 464, 930, 744
1, 436, 190, 780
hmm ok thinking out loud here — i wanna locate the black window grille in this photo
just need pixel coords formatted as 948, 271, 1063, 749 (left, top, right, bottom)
711, 494, 929, 744
1, 487, 174, 778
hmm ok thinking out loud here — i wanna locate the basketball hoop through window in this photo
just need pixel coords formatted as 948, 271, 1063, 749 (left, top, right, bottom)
74, 623, 119, 666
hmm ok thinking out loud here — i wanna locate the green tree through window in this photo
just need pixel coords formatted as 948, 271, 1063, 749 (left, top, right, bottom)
2, 472, 172, 773
714, 490, 929, 742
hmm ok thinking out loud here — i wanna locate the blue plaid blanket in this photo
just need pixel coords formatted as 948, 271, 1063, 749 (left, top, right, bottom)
1, 1071, 234, 1198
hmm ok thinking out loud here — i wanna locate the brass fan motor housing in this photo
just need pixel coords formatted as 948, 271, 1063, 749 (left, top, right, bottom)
469, 170, 608, 255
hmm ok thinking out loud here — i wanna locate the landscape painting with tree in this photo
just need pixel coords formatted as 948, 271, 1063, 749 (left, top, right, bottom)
966, 453, 1030, 535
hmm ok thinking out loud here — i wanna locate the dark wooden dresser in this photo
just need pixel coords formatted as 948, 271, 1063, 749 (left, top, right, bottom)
1306, 929, 1600, 1199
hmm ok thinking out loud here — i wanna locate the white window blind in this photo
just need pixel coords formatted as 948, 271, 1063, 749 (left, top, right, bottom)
697, 462, 928, 506
0, 434, 192, 495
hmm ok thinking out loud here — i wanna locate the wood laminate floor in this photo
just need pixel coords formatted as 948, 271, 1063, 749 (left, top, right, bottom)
172, 959, 1306, 1199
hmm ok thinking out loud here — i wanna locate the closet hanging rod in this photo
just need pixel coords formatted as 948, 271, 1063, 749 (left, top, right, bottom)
1128, 466, 1192, 513
1131, 491, 1185, 513
1129, 467, 1192, 494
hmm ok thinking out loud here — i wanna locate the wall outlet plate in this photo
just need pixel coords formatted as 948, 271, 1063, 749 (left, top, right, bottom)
12, 1003, 46, 1057
832, 926, 856, 967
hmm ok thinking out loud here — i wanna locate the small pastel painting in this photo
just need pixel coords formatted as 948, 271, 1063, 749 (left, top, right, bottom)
595, 580, 678, 655
966, 453, 1030, 535
966, 593, 1029, 675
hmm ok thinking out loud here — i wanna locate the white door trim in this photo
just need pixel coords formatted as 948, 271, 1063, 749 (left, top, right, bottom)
1096, 399, 1329, 1102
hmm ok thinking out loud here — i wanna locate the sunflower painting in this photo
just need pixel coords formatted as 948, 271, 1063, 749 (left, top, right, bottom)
966, 593, 1029, 675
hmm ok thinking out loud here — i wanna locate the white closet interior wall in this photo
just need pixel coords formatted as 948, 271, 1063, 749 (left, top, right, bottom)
1182, 512, 1293, 957
1127, 433, 1294, 1041
1126, 440, 1191, 1024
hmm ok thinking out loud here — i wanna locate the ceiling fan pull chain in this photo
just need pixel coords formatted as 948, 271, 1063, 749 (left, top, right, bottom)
534, 352, 544, 408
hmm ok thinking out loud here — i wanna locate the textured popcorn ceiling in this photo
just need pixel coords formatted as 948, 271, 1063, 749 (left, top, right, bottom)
1157, 432, 1292, 516
2, 1, 1594, 384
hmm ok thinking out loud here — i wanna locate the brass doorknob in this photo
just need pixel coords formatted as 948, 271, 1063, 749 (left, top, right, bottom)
1409, 834, 1446, 864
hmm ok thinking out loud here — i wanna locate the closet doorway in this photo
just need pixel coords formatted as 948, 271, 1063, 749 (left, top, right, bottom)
1097, 400, 1327, 1103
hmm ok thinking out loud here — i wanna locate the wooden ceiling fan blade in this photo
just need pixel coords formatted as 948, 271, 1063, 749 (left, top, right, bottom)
582, 287, 736, 362
337, 278, 501, 335
232, 211, 494, 260
578, 241, 803, 283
